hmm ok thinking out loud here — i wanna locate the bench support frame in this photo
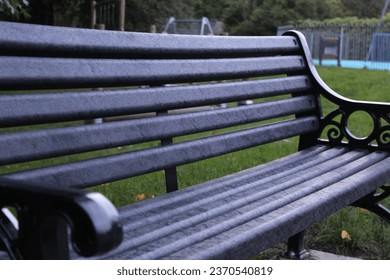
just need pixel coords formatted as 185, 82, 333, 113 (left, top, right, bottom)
352, 185, 390, 224
286, 231, 310, 260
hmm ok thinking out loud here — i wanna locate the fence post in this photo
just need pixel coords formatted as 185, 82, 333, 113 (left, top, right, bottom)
339, 27, 344, 67
90, 1, 97, 29
118, 0, 125, 31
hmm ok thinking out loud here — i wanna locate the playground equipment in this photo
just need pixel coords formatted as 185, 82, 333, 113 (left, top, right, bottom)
162, 17, 214, 35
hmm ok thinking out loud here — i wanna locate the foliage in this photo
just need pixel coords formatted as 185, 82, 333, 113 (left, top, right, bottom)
0, 0, 29, 20
337, 0, 384, 18
297, 13, 390, 27
237, 0, 332, 35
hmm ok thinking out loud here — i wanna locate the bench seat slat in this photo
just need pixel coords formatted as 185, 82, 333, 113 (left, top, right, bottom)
0, 76, 311, 126
0, 95, 317, 165
0, 22, 300, 58
118, 145, 331, 216
2, 117, 318, 189
94, 148, 390, 259
0, 56, 305, 90
119, 146, 350, 231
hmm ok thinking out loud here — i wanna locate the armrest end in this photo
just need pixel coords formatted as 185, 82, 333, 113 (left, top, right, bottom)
0, 179, 123, 259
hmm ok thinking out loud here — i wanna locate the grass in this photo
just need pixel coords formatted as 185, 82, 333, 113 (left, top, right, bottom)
1, 66, 390, 259
317, 67, 390, 103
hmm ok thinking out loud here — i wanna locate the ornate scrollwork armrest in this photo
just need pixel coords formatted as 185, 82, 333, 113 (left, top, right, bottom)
319, 105, 390, 150
283, 31, 390, 151
0, 179, 123, 259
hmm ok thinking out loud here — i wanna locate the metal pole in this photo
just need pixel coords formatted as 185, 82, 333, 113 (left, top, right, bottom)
90, 1, 97, 29
338, 27, 344, 67
377, 0, 390, 33
118, 0, 125, 31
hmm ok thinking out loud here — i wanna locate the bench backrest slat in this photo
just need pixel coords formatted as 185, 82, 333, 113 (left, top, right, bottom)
0, 95, 317, 165
0, 22, 300, 58
3, 117, 318, 189
0, 56, 305, 90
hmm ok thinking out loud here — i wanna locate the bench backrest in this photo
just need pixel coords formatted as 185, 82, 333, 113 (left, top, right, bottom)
0, 22, 320, 193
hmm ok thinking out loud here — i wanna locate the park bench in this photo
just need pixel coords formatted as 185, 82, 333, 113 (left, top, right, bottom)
1, 21, 390, 260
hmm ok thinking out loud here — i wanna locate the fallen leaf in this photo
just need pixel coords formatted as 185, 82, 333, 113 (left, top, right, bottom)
358, 208, 368, 214
341, 230, 352, 241
134, 193, 147, 201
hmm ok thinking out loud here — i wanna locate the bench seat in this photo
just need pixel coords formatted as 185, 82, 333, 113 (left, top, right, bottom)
92, 145, 390, 259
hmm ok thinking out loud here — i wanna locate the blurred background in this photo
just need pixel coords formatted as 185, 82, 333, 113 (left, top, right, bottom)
0, 0, 388, 35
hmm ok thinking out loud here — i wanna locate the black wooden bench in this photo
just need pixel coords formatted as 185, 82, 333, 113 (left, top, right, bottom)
1, 21, 390, 260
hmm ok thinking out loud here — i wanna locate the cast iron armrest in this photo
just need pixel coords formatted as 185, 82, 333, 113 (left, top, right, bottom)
0, 179, 123, 259
285, 31, 390, 151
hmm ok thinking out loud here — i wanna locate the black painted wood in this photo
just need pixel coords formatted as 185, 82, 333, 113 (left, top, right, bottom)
0, 56, 306, 90
0, 21, 300, 58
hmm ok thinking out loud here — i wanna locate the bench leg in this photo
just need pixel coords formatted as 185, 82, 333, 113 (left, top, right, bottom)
157, 110, 179, 193
352, 186, 390, 224
285, 230, 310, 259
0, 208, 21, 259
18, 211, 70, 259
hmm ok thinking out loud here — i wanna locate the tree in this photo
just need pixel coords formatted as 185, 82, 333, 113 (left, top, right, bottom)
226, 0, 333, 35
27, 0, 90, 27
338, 0, 384, 18
0, 0, 30, 20
193, 0, 228, 19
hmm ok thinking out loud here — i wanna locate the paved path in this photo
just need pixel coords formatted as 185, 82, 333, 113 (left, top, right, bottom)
309, 250, 360, 260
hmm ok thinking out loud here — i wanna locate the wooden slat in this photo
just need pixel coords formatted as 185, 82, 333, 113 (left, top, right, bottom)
0, 22, 300, 58
118, 145, 332, 216
0, 95, 317, 165
0, 76, 311, 126
0, 55, 305, 90
2, 117, 319, 189
119, 146, 349, 224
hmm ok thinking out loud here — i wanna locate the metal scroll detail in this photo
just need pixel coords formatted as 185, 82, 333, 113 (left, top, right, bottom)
319, 106, 390, 150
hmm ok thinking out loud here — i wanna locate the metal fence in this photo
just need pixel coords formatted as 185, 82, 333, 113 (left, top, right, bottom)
278, 23, 390, 70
